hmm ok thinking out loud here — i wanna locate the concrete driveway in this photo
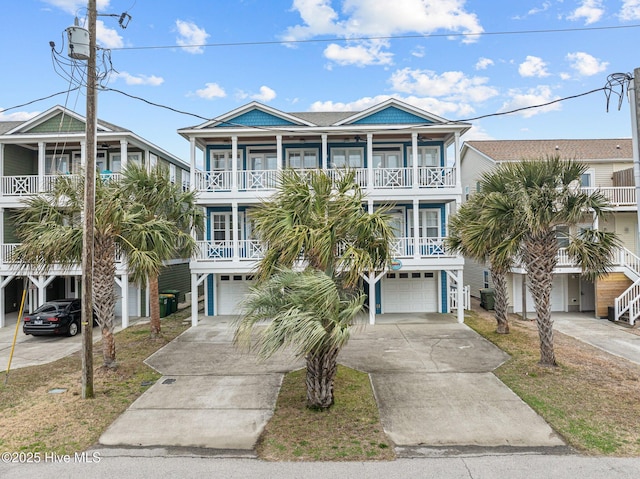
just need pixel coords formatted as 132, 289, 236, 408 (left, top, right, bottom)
99, 314, 566, 454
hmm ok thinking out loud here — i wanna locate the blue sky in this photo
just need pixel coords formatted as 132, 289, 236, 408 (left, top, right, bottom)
1, 0, 638, 160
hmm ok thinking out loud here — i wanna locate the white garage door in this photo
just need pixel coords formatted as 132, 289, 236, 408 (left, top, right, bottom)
217, 275, 254, 315
518, 274, 566, 312
382, 272, 438, 313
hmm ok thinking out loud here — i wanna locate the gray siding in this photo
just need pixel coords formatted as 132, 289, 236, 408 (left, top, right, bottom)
4, 144, 37, 175
30, 114, 85, 133
158, 262, 191, 303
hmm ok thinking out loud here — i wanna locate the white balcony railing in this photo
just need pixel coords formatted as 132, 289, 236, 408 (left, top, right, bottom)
194, 237, 451, 262
582, 186, 636, 207
1, 243, 123, 265
1, 174, 120, 196
195, 167, 458, 193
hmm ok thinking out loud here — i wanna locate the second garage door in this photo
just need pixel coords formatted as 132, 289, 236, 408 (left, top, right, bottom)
217, 275, 254, 315
382, 272, 438, 313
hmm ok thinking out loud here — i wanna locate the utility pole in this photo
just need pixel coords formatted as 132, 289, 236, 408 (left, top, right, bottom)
629, 68, 640, 257
81, 0, 97, 399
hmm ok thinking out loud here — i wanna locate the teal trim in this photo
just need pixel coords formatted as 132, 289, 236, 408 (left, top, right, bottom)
207, 274, 214, 316
217, 110, 297, 127
352, 106, 434, 125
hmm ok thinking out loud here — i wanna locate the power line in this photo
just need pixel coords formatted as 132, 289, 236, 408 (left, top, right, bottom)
2, 79, 627, 134
0, 88, 81, 113
110, 23, 640, 52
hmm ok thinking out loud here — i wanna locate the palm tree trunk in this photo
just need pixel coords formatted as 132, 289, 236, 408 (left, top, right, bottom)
149, 274, 161, 337
524, 232, 558, 367
491, 268, 509, 334
94, 232, 117, 368
305, 346, 340, 409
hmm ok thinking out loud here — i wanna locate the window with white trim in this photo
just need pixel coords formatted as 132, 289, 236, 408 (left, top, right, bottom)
408, 146, 440, 167
45, 153, 70, 174
286, 149, 318, 170
331, 148, 363, 168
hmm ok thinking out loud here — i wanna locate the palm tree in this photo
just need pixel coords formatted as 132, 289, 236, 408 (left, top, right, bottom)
118, 163, 203, 337
13, 171, 193, 368
478, 157, 619, 366
447, 191, 517, 334
234, 169, 394, 409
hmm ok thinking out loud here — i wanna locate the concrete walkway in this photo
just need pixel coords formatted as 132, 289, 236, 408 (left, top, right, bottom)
0, 312, 140, 373
99, 314, 566, 455
552, 312, 640, 366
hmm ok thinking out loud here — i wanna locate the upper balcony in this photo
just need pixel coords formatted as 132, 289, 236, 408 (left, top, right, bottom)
194, 166, 458, 201
581, 186, 636, 210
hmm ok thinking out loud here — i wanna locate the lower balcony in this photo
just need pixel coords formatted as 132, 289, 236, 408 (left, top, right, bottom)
194, 237, 453, 262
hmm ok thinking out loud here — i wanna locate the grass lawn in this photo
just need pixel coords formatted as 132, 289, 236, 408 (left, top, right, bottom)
465, 307, 640, 456
0, 310, 191, 455
257, 366, 395, 461
2, 304, 639, 459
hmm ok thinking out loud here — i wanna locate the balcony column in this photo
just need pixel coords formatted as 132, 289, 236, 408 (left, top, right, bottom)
457, 269, 464, 323
38, 141, 46, 192
80, 140, 86, 169
413, 198, 420, 259
411, 132, 419, 189
191, 273, 199, 326
118, 273, 129, 329
276, 135, 283, 172
189, 137, 197, 192
367, 133, 373, 191
321, 134, 328, 169
231, 136, 238, 191
119, 139, 128, 171
592, 211, 599, 230
232, 201, 239, 262
454, 131, 461, 189
0, 143, 4, 183
0, 207, 4, 261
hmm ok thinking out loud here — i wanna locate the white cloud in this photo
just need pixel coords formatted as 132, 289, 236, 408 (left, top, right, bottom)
567, 0, 605, 24
475, 57, 494, 70
96, 20, 123, 49
236, 86, 277, 102
499, 86, 561, 118
195, 83, 226, 100
389, 68, 499, 104
251, 86, 277, 102
411, 46, 426, 58
324, 40, 393, 66
112, 72, 164, 86
0, 109, 40, 121
283, 0, 484, 44
566, 51, 608, 76
518, 55, 550, 78
619, 0, 640, 20
461, 122, 494, 141
41, 0, 111, 15
175, 20, 209, 54
559, 72, 572, 80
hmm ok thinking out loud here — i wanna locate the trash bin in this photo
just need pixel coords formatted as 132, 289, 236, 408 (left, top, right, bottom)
607, 306, 616, 322
161, 289, 180, 313
164, 294, 176, 315
479, 288, 495, 310
158, 294, 170, 318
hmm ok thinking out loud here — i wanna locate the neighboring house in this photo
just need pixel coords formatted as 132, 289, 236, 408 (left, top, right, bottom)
0, 105, 191, 328
460, 139, 637, 322
178, 99, 472, 326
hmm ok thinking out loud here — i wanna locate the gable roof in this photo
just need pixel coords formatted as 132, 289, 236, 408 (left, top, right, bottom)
194, 101, 316, 129
2, 105, 129, 136
465, 139, 633, 162
334, 98, 454, 126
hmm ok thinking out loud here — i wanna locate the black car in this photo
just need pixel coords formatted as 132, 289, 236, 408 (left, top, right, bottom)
23, 299, 82, 337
